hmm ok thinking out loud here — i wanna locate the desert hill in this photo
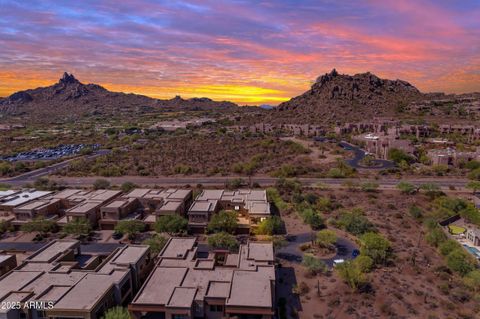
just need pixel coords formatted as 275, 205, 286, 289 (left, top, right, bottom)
269, 69, 424, 124
0, 73, 238, 123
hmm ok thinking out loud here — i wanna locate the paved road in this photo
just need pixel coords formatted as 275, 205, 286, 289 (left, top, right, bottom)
0, 150, 110, 184
276, 232, 358, 268
1, 174, 471, 189
26, 175, 470, 190
339, 141, 396, 169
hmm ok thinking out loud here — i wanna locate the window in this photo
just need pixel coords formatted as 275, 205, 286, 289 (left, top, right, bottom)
209, 305, 224, 312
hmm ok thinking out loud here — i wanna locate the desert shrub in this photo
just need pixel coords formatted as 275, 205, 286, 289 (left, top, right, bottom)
174, 164, 193, 174
302, 254, 327, 275
255, 216, 283, 235
102, 306, 130, 319
337, 210, 374, 236
425, 227, 447, 247
361, 182, 379, 192
316, 229, 337, 248
359, 232, 393, 266
463, 270, 480, 292
299, 207, 324, 230
267, 187, 289, 212
439, 239, 461, 256
397, 181, 417, 195
446, 249, 477, 276
121, 182, 137, 193
409, 205, 423, 219
93, 179, 110, 190
353, 255, 374, 273
336, 261, 367, 291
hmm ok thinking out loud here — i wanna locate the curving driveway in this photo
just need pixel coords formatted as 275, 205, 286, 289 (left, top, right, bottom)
339, 141, 396, 170
276, 231, 358, 268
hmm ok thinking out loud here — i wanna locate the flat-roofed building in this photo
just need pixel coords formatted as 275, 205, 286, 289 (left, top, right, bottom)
63, 190, 122, 227
0, 240, 152, 319
129, 237, 275, 319
0, 190, 19, 200
187, 189, 271, 234
123, 188, 193, 228
99, 197, 140, 230
12, 198, 63, 226
0, 190, 52, 213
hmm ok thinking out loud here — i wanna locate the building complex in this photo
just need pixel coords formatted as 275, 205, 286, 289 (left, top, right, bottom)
129, 237, 276, 319
0, 240, 152, 319
187, 189, 271, 234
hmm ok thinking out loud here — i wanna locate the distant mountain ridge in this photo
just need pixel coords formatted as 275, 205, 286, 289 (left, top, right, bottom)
270, 69, 424, 124
0, 72, 238, 122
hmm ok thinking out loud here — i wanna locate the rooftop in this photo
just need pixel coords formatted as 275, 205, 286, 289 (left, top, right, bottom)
0, 240, 150, 312
132, 238, 275, 311
0, 190, 52, 208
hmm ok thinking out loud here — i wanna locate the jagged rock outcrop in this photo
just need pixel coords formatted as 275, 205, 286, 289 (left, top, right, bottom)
272, 69, 423, 124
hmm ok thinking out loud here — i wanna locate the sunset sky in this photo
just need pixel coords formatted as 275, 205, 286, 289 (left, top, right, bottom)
0, 0, 479, 105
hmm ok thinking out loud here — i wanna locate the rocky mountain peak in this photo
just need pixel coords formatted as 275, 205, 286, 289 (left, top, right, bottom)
59, 72, 79, 85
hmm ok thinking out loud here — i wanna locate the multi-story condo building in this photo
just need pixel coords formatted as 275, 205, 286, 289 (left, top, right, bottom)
187, 189, 271, 234
0, 240, 152, 319
129, 237, 276, 319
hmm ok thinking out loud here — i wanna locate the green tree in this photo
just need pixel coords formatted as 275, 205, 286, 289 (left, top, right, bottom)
115, 220, 145, 240
300, 208, 324, 230
255, 216, 283, 235
388, 148, 414, 164
396, 181, 417, 195
102, 306, 130, 319
63, 218, 92, 238
207, 211, 238, 234
142, 235, 168, 255
463, 270, 480, 292
419, 183, 442, 200
154, 215, 188, 235
353, 255, 374, 273
337, 210, 374, 236
359, 232, 392, 266
459, 204, 480, 226
121, 182, 138, 193
336, 261, 367, 292
93, 179, 110, 190
439, 239, 460, 256
466, 180, 480, 195
446, 249, 477, 276
21, 218, 57, 235
302, 254, 327, 275
465, 160, 480, 170
425, 227, 447, 247
467, 168, 480, 181
316, 229, 337, 248
207, 232, 238, 250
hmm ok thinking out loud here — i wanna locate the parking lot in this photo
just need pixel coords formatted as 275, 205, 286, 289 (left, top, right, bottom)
1, 143, 99, 161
